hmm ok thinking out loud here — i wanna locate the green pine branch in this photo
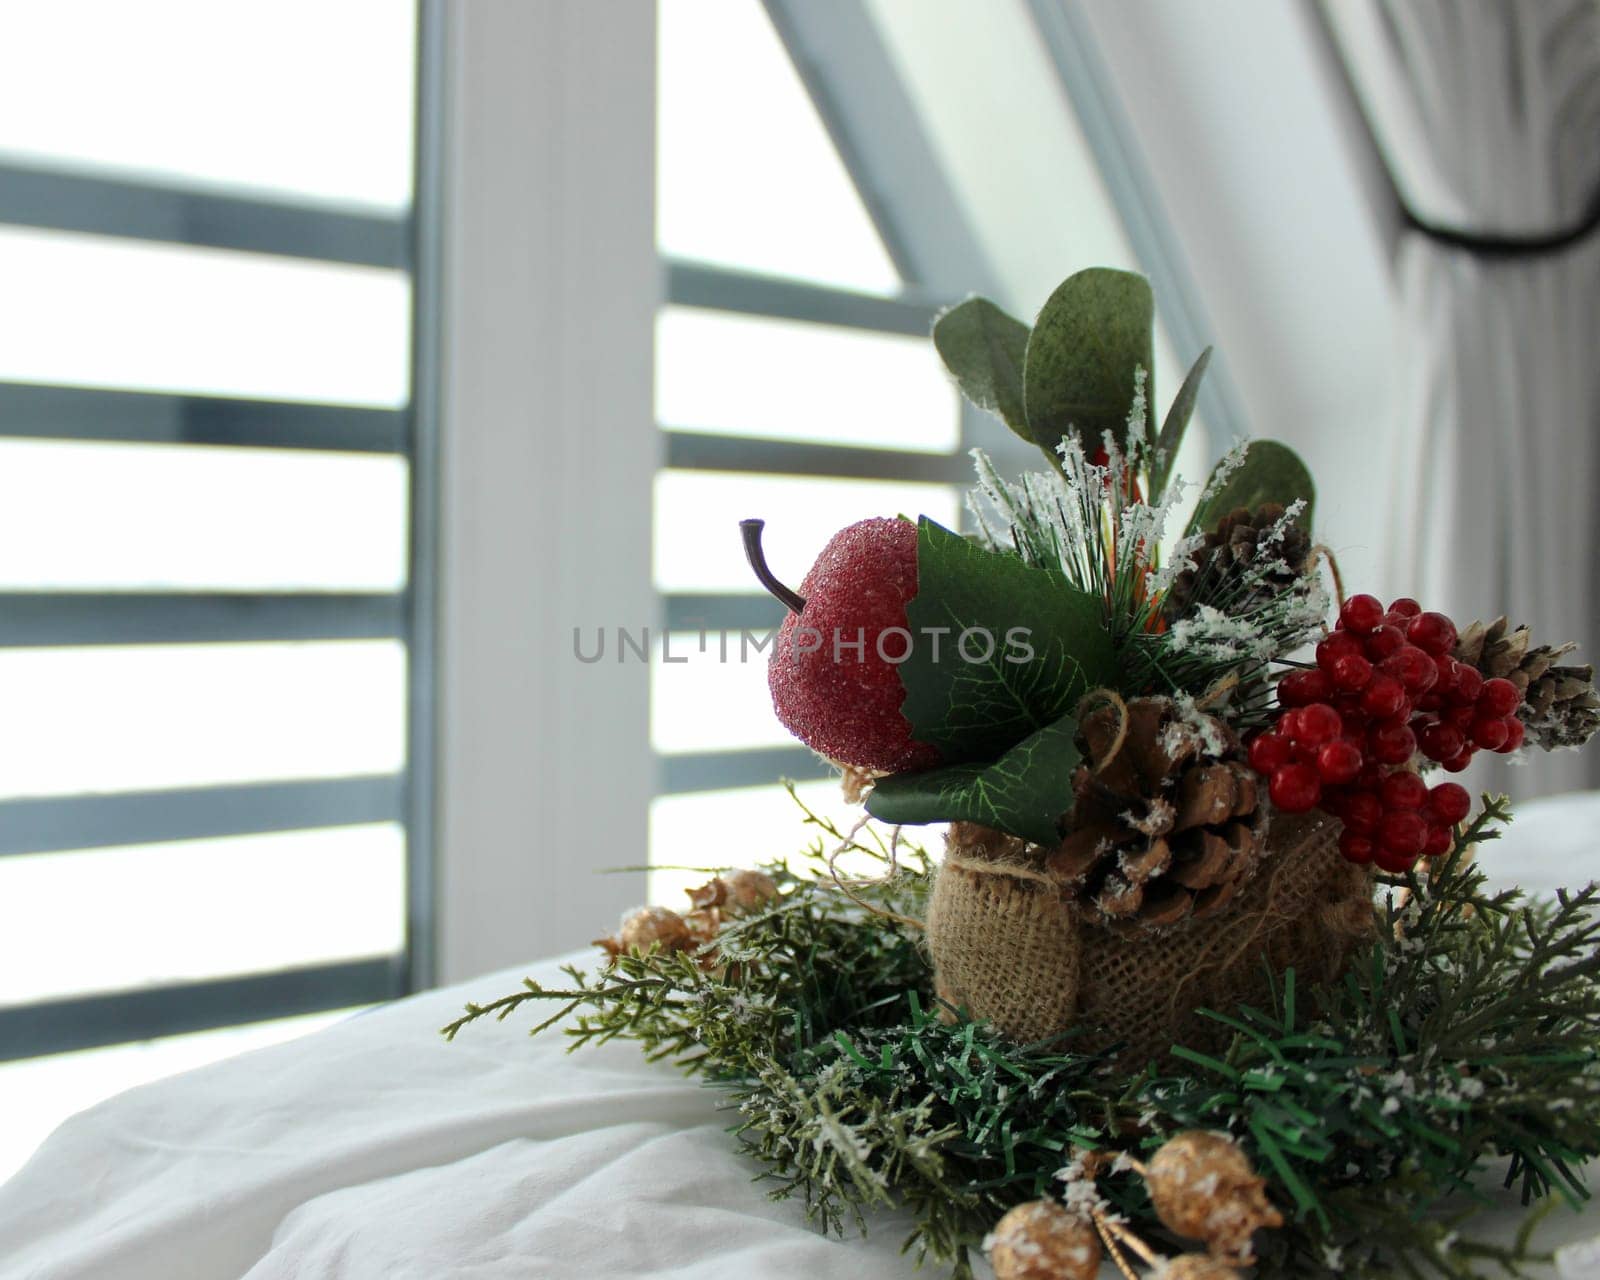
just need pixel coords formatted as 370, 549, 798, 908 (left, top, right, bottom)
443, 790, 1600, 1278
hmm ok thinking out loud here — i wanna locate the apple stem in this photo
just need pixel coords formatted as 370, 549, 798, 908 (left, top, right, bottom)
739, 519, 807, 614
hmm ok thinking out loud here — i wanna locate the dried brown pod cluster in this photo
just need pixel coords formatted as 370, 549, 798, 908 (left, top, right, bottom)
1144, 1131, 1282, 1265
1048, 696, 1268, 929
595, 870, 780, 962
1455, 616, 1600, 751
686, 869, 779, 913
987, 1199, 1101, 1280
603, 906, 691, 957
986, 1133, 1276, 1280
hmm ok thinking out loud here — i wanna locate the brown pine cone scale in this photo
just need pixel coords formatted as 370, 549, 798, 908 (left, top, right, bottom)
1163, 502, 1310, 621
1045, 697, 1269, 931
1455, 617, 1600, 752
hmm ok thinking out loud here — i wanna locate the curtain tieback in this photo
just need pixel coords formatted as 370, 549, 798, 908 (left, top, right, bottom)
1403, 180, 1600, 258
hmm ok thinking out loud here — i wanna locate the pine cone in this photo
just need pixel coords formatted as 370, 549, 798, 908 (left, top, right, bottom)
1455, 617, 1600, 751
1045, 697, 1268, 930
1163, 503, 1310, 621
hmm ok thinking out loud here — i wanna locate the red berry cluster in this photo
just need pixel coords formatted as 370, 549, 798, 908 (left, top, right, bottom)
1245, 593, 1525, 873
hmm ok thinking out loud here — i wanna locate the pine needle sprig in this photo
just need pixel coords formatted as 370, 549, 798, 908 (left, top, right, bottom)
967, 436, 1327, 712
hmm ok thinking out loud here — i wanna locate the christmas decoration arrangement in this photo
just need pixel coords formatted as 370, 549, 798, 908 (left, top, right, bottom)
447, 269, 1600, 1278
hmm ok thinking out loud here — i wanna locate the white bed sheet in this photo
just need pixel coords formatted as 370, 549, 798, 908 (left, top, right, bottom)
0, 949, 940, 1280
4, 792, 1600, 1280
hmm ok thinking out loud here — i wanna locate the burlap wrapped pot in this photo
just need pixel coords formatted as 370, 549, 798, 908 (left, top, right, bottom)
925, 811, 1373, 1063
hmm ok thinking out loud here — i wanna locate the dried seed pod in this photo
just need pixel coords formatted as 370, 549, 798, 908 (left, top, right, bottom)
683, 907, 721, 948
615, 906, 692, 955
1145, 1131, 1282, 1264
687, 870, 779, 914
723, 869, 779, 910
987, 1200, 1102, 1280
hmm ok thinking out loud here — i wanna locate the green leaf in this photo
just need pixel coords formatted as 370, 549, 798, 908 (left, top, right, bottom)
1150, 346, 1211, 499
1186, 439, 1316, 537
897, 517, 1116, 763
1021, 268, 1154, 466
865, 715, 1080, 844
932, 298, 1031, 443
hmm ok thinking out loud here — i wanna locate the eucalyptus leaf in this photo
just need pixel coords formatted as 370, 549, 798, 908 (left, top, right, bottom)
1022, 268, 1154, 466
1151, 346, 1212, 499
898, 517, 1115, 764
932, 297, 1031, 443
865, 714, 1079, 844
1187, 439, 1316, 536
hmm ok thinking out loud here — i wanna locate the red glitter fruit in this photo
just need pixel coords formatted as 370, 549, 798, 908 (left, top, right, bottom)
749, 518, 939, 773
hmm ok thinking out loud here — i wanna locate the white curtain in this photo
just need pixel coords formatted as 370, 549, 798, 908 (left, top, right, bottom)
1325, 0, 1600, 798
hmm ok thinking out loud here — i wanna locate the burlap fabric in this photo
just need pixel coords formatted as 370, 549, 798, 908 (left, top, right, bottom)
926, 812, 1373, 1062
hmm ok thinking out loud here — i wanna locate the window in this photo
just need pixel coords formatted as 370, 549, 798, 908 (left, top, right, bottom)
647, 1, 1223, 906
649, 0, 979, 904
0, 0, 432, 1181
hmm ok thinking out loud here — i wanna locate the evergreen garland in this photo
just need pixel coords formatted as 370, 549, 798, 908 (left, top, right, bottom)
444, 791, 1600, 1278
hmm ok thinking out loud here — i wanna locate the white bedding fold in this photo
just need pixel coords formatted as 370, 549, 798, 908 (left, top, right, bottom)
0, 957, 921, 1280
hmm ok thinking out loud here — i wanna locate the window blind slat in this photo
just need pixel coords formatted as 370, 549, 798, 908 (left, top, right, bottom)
0, 383, 405, 453
0, 163, 407, 267
0, 776, 403, 858
0, 594, 404, 647
0, 958, 401, 1061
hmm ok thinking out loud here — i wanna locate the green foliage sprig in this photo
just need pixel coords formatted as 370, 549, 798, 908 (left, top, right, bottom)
892, 265, 1322, 842
444, 792, 1600, 1279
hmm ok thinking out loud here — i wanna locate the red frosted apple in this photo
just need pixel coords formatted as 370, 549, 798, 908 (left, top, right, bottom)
740, 517, 939, 773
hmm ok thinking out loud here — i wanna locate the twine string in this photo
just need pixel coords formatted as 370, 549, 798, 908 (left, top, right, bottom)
824, 815, 926, 932
1076, 688, 1130, 776
1311, 543, 1345, 611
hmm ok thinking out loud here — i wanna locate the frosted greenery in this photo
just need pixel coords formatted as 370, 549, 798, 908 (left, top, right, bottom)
445, 792, 1600, 1279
